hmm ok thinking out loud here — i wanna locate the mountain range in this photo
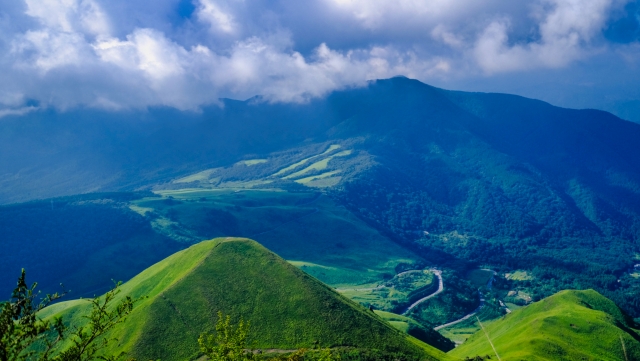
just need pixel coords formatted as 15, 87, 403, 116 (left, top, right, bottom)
4, 77, 639, 315
3, 76, 640, 359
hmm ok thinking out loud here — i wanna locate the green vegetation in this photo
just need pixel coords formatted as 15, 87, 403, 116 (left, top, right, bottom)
451, 289, 640, 360
0, 188, 424, 307
198, 312, 256, 361
174, 169, 219, 184
504, 270, 533, 281
42, 239, 448, 361
5, 77, 640, 326
283, 150, 352, 180
1, 270, 138, 361
272, 145, 341, 177
0, 193, 181, 298
338, 270, 435, 313
464, 270, 493, 289
374, 311, 454, 352
294, 171, 341, 185
1, 270, 66, 361
407, 272, 478, 328
130, 190, 418, 289
239, 159, 268, 166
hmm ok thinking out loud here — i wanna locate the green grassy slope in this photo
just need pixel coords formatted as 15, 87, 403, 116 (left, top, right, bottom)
44, 238, 452, 361
450, 289, 640, 360
131, 190, 418, 288
374, 311, 454, 352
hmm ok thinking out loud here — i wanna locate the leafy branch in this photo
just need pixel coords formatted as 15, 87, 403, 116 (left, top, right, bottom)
1, 271, 141, 361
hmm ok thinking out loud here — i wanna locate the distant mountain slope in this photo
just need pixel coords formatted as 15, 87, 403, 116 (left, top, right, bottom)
0, 190, 420, 302
0, 192, 181, 297
41, 238, 450, 361
0, 103, 338, 204
450, 289, 640, 360
5, 76, 640, 319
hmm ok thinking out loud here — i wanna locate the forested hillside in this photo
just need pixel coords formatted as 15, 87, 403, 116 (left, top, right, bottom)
2, 76, 640, 322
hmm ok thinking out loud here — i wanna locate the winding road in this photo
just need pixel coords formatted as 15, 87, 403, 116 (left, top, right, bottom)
401, 269, 443, 315
434, 291, 485, 330
337, 266, 503, 332
433, 269, 496, 331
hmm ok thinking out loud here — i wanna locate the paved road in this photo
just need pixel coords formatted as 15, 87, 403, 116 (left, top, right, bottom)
401, 269, 443, 315
433, 269, 497, 330
434, 291, 484, 330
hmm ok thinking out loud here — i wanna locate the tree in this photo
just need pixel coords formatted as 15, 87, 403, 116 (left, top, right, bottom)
198, 312, 256, 361
0, 270, 139, 361
55, 283, 138, 361
0, 269, 66, 361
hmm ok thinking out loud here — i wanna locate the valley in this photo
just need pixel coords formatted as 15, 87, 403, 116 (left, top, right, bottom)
3, 77, 640, 360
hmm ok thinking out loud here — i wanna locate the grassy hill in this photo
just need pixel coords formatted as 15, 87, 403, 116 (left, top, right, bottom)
450, 289, 640, 360
42, 238, 452, 361
374, 310, 455, 352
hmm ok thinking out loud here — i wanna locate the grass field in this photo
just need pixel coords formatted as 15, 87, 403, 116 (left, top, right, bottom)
339, 270, 435, 313
272, 144, 341, 177
131, 190, 419, 289
295, 170, 341, 184
0, 193, 183, 298
41, 239, 450, 361
505, 270, 533, 281
238, 159, 268, 166
450, 289, 640, 360
173, 169, 219, 184
283, 150, 352, 179
153, 140, 368, 193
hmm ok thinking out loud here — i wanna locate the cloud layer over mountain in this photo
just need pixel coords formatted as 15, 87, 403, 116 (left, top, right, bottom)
1, 0, 639, 119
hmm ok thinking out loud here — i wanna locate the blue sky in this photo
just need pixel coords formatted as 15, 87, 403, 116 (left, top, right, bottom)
1, 0, 639, 121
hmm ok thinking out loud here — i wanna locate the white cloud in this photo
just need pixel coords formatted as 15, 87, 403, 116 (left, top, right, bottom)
24, 0, 110, 36
197, 0, 238, 34
96, 29, 187, 80
13, 30, 89, 72
474, 0, 619, 73
325, 0, 478, 29
0, 106, 38, 119
0, 0, 637, 112
431, 25, 464, 49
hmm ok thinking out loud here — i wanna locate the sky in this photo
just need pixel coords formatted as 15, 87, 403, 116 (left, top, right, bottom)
1, 0, 640, 121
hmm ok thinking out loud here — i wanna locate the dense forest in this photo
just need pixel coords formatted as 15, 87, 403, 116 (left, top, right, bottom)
335, 164, 640, 320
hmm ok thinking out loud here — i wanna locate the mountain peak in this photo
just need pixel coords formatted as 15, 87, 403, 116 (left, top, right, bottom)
42, 238, 448, 361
